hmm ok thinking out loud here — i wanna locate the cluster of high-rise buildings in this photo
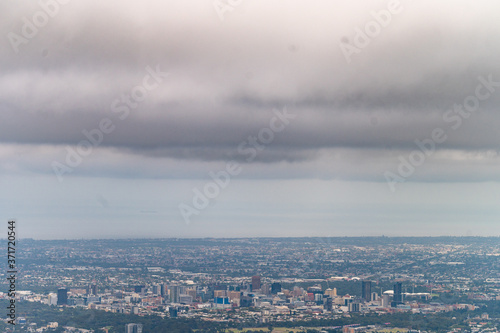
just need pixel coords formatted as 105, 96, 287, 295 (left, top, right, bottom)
5, 238, 499, 330
42, 276, 435, 318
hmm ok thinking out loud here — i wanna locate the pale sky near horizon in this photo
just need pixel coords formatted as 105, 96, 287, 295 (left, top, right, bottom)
1, 0, 500, 239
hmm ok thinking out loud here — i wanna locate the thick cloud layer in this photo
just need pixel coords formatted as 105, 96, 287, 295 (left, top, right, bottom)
1, 1, 500, 238
2, 2, 500, 173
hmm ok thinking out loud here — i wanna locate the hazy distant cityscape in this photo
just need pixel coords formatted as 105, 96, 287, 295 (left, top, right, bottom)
3, 0, 500, 332
1, 237, 498, 332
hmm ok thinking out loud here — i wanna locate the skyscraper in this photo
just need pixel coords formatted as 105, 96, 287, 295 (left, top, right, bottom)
125, 323, 143, 333
169, 285, 180, 303
326, 297, 333, 311
361, 280, 372, 302
271, 282, 282, 294
160, 284, 166, 296
88, 284, 97, 296
48, 293, 57, 306
251, 275, 261, 291
261, 283, 271, 295
391, 282, 403, 307
382, 293, 390, 307
348, 301, 360, 312
152, 284, 160, 295
57, 288, 68, 305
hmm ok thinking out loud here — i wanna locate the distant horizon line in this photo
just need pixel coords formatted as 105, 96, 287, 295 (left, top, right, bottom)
8, 235, 500, 241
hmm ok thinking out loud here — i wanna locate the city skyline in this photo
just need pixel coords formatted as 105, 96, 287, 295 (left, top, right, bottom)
1, 1, 500, 239
3, 236, 498, 331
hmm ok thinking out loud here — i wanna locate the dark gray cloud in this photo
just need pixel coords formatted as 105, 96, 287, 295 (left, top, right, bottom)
3, 1, 500, 239
1, 0, 500, 181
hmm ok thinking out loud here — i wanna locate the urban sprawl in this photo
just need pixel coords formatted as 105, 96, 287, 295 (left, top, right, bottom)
1, 237, 499, 333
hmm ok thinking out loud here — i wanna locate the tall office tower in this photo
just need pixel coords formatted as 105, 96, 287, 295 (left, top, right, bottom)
261, 283, 271, 295
125, 323, 143, 333
160, 284, 166, 296
391, 282, 403, 307
382, 294, 390, 307
348, 301, 360, 313
57, 288, 68, 305
271, 282, 282, 294
169, 285, 180, 303
361, 280, 372, 302
326, 297, 333, 311
251, 276, 261, 291
88, 284, 97, 296
48, 293, 58, 306
152, 284, 160, 295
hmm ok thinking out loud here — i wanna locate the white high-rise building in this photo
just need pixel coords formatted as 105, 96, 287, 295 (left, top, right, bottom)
48, 293, 57, 306
125, 323, 143, 333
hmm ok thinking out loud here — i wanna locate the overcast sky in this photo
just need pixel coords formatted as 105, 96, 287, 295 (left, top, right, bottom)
1, 0, 500, 239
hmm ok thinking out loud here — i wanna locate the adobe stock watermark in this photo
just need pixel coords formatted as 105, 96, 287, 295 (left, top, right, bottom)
51, 65, 169, 182
7, 0, 72, 54
384, 74, 500, 192
179, 107, 296, 224
340, 0, 403, 64
213, 0, 243, 21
